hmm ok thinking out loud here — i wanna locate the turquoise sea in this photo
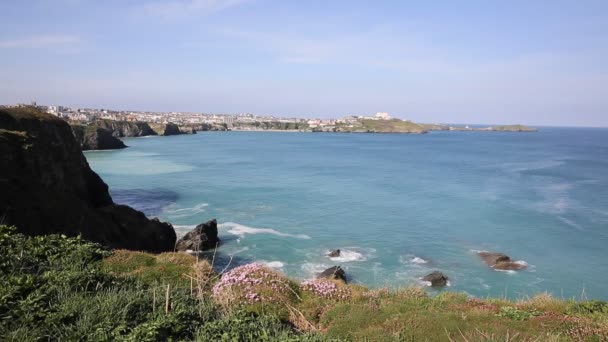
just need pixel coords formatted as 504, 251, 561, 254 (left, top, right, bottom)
85, 128, 608, 300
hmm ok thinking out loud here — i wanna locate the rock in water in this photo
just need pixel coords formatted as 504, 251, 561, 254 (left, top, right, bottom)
478, 251, 527, 271
317, 266, 347, 283
422, 271, 449, 287
328, 249, 341, 257
0, 107, 176, 253
175, 219, 220, 252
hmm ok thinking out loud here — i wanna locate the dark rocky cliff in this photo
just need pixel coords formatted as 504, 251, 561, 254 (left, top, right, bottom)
94, 119, 158, 137
71, 124, 127, 150
0, 107, 176, 252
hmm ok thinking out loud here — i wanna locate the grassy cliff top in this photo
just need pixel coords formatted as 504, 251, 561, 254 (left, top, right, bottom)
492, 124, 538, 132
337, 119, 428, 133
2, 226, 607, 341
0, 106, 62, 122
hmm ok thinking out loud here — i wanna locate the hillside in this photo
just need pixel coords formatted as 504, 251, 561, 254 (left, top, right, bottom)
335, 119, 428, 134
1, 228, 607, 341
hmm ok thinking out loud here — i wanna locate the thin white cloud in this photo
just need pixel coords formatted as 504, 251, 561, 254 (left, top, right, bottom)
144, 0, 248, 18
0, 35, 81, 49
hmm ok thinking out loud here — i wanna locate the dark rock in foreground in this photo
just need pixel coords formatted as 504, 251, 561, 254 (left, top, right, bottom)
327, 249, 341, 257
175, 219, 220, 252
71, 125, 127, 150
0, 107, 176, 253
478, 251, 527, 271
422, 271, 449, 287
317, 266, 347, 283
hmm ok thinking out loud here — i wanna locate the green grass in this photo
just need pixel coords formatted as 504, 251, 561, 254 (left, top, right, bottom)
2, 225, 607, 341
335, 119, 427, 133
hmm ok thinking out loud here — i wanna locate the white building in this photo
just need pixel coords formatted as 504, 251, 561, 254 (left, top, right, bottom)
375, 112, 391, 120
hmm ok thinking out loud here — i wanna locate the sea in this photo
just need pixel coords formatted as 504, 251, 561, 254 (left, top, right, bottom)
84, 127, 608, 300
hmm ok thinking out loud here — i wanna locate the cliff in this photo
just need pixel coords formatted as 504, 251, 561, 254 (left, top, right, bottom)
93, 119, 158, 137
149, 122, 193, 135
71, 124, 127, 150
0, 107, 176, 252
490, 124, 538, 132
332, 119, 428, 134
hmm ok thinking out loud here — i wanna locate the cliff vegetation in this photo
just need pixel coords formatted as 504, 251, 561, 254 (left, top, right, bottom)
2, 226, 606, 341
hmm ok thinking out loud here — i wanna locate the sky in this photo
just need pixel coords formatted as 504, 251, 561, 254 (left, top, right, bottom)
1, 0, 607, 126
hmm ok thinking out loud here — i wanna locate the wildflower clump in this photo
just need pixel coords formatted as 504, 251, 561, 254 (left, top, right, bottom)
212, 263, 297, 307
300, 279, 351, 301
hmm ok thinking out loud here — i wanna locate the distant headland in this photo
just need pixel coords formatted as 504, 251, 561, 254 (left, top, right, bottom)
1, 103, 537, 150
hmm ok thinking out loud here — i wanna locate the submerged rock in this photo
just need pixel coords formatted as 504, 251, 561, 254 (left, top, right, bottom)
317, 266, 347, 283
327, 249, 341, 257
478, 251, 527, 271
175, 219, 220, 252
422, 271, 449, 287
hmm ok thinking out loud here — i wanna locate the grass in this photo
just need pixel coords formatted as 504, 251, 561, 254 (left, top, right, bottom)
336, 119, 427, 133
2, 225, 607, 341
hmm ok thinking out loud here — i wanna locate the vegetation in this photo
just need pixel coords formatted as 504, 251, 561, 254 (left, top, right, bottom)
334, 119, 427, 134
2, 225, 607, 341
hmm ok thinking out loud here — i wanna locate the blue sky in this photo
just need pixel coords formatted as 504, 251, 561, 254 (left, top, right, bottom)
1, 0, 607, 126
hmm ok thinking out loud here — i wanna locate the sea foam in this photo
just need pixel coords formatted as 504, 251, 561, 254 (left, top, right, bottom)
219, 222, 311, 239
328, 248, 366, 262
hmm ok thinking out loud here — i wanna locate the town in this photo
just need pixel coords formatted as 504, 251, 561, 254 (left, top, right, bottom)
2, 101, 396, 132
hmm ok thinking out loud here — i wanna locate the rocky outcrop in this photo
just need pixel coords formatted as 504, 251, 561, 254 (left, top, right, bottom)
422, 271, 449, 287
149, 122, 184, 136
93, 119, 157, 137
0, 107, 176, 253
71, 125, 127, 150
327, 249, 341, 257
478, 252, 527, 271
317, 266, 347, 283
175, 219, 220, 252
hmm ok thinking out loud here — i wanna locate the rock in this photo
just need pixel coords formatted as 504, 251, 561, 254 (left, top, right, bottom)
422, 271, 449, 287
92, 119, 157, 137
0, 106, 176, 253
317, 266, 347, 283
175, 219, 220, 252
327, 249, 341, 257
71, 125, 127, 150
149, 122, 183, 136
478, 251, 527, 271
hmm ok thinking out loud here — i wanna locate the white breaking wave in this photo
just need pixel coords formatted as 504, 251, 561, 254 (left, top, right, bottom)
328, 249, 366, 262
219, 222, 311, 239
411, 256, 428, 264
262, 261, 285, 268
301, 262, 331, 278
399, 254, 429, 265
166, 203, 209, 217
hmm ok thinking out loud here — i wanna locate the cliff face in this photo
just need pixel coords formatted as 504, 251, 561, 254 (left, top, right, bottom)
149, 122, 190, 136
0, 107, 176, 252
71, 125, 127, 150
94, 119, 157, 137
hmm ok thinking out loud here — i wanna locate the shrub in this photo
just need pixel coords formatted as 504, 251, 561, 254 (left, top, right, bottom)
300, 279, 351, 301
212, 263, 299, 310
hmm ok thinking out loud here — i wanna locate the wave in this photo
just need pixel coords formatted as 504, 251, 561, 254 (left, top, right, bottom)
327, 248, 367, 262
262, 261, 285, 268
399, 254, 429, 265
301, 262, 331, 278
219, 222, 311, 239
173, 225, 196, 238
558, 216, 584, 231
165, 203, 209, 217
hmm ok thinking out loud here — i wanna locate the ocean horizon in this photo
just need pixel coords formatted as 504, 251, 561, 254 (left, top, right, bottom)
85, 128, 608, 300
